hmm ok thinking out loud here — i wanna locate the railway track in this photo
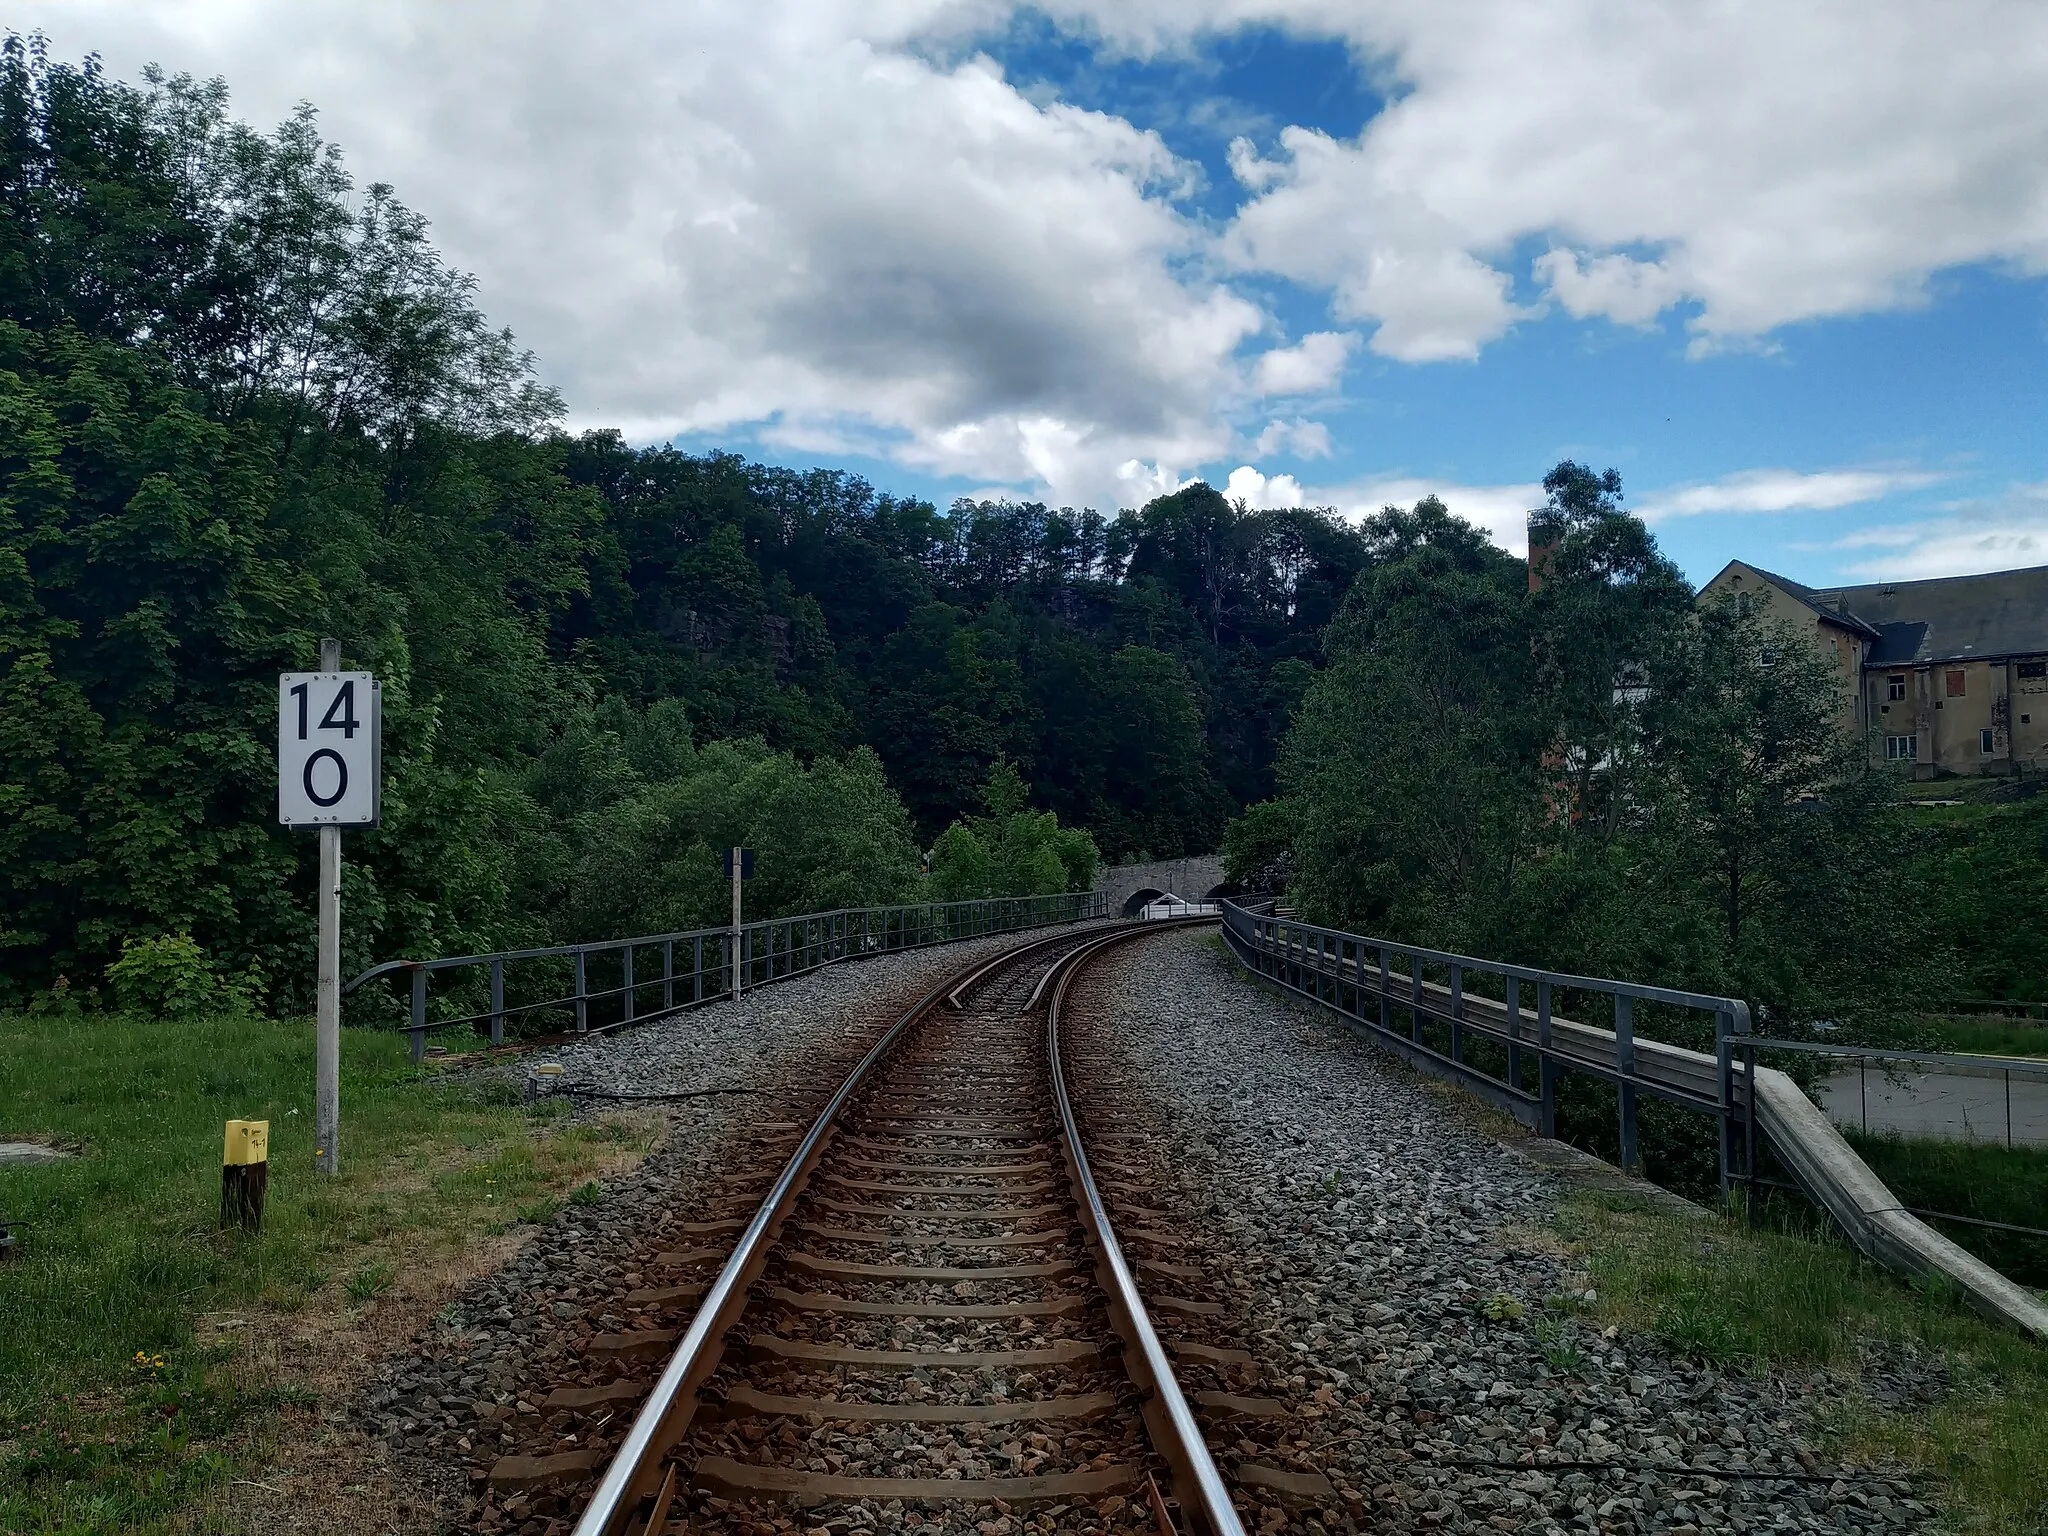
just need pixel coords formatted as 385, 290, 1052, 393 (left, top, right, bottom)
480, 920, 1307, 1536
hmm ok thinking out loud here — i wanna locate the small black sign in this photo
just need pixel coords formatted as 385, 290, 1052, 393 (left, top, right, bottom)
722, 846, 756, 880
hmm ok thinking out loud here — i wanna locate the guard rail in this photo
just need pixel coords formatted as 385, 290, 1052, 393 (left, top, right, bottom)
1220, 900, 2048, 1342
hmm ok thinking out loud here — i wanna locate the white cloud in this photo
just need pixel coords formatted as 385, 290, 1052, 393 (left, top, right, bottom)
47, 1, 1271, 506
1835, 482, 2048, 579
1251, 417, 1334, 459
38, 2, 2048, 510
1225, 464, 1305, 507
1534, 249, 1688, 329
1075, 1, 2048, 357
1251, 330, 1356, 395
1330, 477, 1544, 555
1223, 466, 1541, 553
1638, 467, 1944, 520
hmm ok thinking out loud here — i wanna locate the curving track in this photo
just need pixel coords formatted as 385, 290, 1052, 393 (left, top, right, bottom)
495, 920, 1280, 1536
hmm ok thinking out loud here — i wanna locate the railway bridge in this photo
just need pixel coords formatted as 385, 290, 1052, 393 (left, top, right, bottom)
344, 882, 2044, 1536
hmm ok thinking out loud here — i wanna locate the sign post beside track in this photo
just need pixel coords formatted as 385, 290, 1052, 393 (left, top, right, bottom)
723, 846, 754, 998
279, 638, 382, 1176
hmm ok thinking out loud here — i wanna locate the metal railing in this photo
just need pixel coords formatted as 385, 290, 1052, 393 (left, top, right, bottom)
1759, 1038, 2048, 1151
1219, 900, 1760, 1195
346, 890, 1108, 1061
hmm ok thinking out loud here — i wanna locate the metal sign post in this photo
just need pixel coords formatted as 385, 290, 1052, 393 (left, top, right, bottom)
723, 846, 754, 998
279, 638, 382, 1176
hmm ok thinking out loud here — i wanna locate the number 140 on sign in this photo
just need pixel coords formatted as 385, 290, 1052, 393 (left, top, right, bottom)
277, 672, 382, 826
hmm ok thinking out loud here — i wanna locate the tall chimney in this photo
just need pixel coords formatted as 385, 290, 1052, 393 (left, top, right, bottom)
1526, 512, 1559, 593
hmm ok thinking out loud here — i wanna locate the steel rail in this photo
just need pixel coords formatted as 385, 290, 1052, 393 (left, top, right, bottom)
567, 958, 964, 1535
940, 924, 1103, 1009
571, 924, 1126, 1536
1040, 920, 1244, 1536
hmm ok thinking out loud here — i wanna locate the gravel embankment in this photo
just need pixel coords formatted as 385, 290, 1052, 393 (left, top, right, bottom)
1068, 930, 1934, 1536
363, 923, 1108, 1533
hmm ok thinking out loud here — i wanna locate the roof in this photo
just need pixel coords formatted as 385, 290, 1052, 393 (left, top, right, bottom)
1741, 564, 1883, 640
1703, 559, 2048, 667
1701, 560, 1880, 640
1808, 565, 2048, 667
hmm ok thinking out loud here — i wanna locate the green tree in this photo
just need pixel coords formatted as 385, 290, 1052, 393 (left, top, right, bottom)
559, 738, 921, 940
4, 38, 1396, 1002
1278, 496, 1541, 943
1248, 475, 1937, 1032
926, 762, 1099, 901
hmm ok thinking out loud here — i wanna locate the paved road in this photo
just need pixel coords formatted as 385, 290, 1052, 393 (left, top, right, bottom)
1814, 1063, 2048, 1147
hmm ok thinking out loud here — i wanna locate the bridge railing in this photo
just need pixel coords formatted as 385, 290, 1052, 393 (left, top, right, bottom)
1220, 898, 2048, 1341
347, 890, 1109, 1061
1219, 899, 1757, 1192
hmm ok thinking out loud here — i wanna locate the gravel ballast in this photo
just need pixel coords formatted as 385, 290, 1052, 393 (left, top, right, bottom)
361, 922, 1110, 1533
1065, 930, 1934, 1536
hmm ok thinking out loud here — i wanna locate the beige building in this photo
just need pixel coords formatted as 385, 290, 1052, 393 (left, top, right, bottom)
1697, 561, 2048, 778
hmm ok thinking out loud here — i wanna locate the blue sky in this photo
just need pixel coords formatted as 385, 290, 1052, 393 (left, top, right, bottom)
687, 13, 2048, 588
56, 2, 2048, 587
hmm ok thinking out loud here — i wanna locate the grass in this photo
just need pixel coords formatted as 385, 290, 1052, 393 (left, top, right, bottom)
1916, 1015, 2048, 1058
0, 1009, 658, 1534
1842, 1133, 2048, 1286
1551, 1190, 2048, 1536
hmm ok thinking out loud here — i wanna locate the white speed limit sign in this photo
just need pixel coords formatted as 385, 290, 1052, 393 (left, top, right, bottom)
278, 671, 382, 826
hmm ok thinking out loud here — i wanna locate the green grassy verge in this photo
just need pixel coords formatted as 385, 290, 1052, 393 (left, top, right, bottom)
0, 1010, 655, 1534
1841, 1133, 2048, 1287
1553, 1191, 2048, 1536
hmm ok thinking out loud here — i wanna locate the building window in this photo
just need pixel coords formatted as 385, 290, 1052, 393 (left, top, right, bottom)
1946, 669, 1966, 698
2020, 660, 2047, 680
1757, 645, 1780, 668
1887, 675, 1907, 700
1885, 735, 1918, 761
1981, 729, 1997, 754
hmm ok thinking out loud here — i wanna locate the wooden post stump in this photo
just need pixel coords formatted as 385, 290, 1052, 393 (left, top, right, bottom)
221, 1119, 270, 1233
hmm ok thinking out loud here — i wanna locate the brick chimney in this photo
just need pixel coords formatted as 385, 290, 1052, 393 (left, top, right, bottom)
1526, 511, 1560, 593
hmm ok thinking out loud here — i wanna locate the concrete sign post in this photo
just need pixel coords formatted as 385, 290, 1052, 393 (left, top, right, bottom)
279, 639, 382, 1176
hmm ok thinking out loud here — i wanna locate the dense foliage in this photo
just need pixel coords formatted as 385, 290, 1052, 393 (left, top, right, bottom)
0, 42, 1349, 1007
1242, 466, 1944, 1030
927, 763, 1100, 902
1908, 794, 2048, 1004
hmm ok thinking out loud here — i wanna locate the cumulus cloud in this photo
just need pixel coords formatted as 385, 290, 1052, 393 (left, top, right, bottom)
1638, 468, 1945, 520
1251, 418, 1334, 459
50, 0, 1282, 504
1251, 330, 1356, 395
1332, 476, 1545, 555
1225, 464, 1307, 507
38, 2, 2048, 508
1223, 466, 1542, 553
1085, 1, 2048, 357
1534, 250, 1688, 329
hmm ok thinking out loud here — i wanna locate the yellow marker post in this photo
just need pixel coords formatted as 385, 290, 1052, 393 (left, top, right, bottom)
530, 1062, 563, 1104
221, 1119, 270, 1233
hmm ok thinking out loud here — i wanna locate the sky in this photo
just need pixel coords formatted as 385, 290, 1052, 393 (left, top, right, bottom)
30, 1, 2048, 585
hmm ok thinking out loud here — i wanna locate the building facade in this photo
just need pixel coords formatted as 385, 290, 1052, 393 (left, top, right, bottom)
1697, 561, 2048, 778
